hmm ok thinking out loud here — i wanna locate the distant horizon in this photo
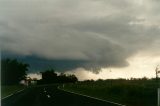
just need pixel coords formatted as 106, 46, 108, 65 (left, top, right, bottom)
26, 71, 158, 81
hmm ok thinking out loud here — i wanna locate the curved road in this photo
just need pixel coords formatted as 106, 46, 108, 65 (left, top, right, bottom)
2, 85, 125, 106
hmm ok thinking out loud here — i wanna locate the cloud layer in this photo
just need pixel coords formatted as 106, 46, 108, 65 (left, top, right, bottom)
1, 0, 160, 71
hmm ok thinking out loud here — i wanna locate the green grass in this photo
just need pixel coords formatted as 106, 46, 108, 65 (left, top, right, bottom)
1, 85, 26, 98
61, 80, 159, 106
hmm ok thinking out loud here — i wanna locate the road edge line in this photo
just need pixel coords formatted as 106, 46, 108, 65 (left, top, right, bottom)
1, 88, 25, 100
58, 86, 126, 106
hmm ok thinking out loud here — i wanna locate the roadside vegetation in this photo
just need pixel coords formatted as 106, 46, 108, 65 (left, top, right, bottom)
61, 78, 159, 106
1, 58, 29, 98
1, 58, 29, 85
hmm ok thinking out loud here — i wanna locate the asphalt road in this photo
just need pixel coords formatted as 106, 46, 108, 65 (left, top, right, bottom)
1, 85, 124, 106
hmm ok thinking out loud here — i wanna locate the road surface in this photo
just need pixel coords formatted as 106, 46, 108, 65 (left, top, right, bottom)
1, 85, 124, 106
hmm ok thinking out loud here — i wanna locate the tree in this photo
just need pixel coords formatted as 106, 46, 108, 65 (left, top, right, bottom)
67, 74, 78, 83
38, 69, 78, 84
41, 69, 57, 83
1, 58, 29, 85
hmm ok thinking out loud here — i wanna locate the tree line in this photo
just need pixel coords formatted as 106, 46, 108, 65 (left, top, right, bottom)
1, 58, 78, 85
38, 69, 78, 85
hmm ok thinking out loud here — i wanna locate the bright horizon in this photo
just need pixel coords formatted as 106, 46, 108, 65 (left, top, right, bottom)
66, 53, 159, 80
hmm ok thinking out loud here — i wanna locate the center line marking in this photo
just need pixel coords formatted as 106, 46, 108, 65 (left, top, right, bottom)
47, 94, 51, 98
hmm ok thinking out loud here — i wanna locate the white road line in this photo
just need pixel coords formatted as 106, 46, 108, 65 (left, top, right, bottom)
43, 88, 47, 93
1, 93, 14, 100
47, 94, 51, 98
1, 89, 25, 100
16, 89, 25, 93
58, 87, 126, 106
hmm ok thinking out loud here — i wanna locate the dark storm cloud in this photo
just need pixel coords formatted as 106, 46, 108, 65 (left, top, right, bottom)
0, 0, 160, 72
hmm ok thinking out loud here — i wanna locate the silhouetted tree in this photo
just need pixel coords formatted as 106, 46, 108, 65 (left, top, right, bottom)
38, 69, 78, 84
1, 58, 29, 85
58, 73, 68, 83
41, 69, 57, 84
67, 74, 78, 83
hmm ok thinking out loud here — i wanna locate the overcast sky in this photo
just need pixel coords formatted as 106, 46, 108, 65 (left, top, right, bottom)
0, 0, 160, 80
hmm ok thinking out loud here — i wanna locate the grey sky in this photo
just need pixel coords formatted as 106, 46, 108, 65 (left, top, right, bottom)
0, 0, 160, 72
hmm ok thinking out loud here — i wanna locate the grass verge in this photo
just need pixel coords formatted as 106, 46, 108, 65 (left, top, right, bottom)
60, 80, 158, 106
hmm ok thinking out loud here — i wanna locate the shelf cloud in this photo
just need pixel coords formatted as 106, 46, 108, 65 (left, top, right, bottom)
1, 0, 160, 72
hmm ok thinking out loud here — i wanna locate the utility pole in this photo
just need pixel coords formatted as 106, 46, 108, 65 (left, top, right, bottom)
155, 65, 160, 106
155, 65, 160, 81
